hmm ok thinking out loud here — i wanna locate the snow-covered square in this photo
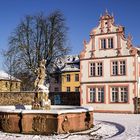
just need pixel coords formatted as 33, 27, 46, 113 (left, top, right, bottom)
0, 113, 140, 140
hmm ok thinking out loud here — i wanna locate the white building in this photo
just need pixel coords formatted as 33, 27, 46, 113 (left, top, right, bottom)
80, 11, 140, 113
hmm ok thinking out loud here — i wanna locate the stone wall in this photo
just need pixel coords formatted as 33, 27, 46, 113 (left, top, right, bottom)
0, 92, 34, 105
0, 92, 80, 106
133, 97, 140, 114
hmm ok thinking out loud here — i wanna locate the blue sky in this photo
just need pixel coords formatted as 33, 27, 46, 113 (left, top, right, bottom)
0, 0, 140, 70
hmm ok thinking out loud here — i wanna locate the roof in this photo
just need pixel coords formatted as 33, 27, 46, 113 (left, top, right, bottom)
64, 55, 80, 64
0, 70, 21, 82
52, 55, 80, 73
61, 63, 80, 72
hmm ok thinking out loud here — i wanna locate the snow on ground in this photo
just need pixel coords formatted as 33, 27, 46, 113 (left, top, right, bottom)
0, 113, 140, 140
94, 113, 140, 140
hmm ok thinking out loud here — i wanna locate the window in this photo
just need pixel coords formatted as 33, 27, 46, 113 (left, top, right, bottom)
90, 63, 96, 76
108, 38, 113, 48
88, 87, 104, 103
110, 87, 128, 103
101, 39, 106, 49
75, 74, 79, 81
54, 75, 60, 83
16, 83, 18, 88
98, 87, 104, 102
100, 38, 114, 49
90, 62, 103, 77
120, 87, 128, 102
89, 88, 96, 102
54, 87, 59, 92
111, 87, 119, 102
112, 61, 118, 75
66, 74, 70, 82
71, 64, 74, 68
10, 83, 13, 87
75, 87, 79, 92
120, 61, 126, 75
66, 87, 70, 92
5, 82, 8, 88
111, 60, 126, 76
97, 62, 102, 76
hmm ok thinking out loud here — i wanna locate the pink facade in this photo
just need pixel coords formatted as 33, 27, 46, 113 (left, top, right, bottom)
80, 11, 140, 113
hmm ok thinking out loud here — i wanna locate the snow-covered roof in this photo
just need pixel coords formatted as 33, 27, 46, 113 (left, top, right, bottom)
64, 55, 79, 63
55, 55, 79, 66
0, 70, 21, 82
52, 55, 80, 73
61, 63, 80, 72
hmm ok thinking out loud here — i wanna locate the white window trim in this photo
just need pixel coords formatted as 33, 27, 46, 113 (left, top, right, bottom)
90, 62, 103, 77
88, 87, 104, 103
111, 60, 126, 76
100, 38, 114, 49
110, 87, 128, 103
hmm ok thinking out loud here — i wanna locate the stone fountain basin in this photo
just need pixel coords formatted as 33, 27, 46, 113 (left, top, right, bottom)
0, 105, 93, 135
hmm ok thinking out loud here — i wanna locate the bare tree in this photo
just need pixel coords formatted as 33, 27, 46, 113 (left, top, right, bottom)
4, 10, 70, 90
3, 53, 15, 91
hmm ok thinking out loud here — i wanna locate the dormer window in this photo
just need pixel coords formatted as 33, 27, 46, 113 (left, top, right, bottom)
100, 37, 114, 49
71, 64, 74, 68
73, 57, 75, 61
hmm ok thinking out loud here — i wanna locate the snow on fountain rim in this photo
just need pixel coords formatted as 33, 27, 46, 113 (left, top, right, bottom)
0, 105, 93, 114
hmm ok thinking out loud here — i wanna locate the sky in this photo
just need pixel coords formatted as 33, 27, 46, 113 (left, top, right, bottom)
0, 0, 140, 70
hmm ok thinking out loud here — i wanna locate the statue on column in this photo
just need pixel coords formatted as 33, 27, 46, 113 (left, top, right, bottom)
32, 59, 51, 110
34, 59, 47, 89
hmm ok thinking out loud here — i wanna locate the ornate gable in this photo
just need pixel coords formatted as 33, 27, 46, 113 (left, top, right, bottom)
90, 10, 124, 36
80, 10, 139, 59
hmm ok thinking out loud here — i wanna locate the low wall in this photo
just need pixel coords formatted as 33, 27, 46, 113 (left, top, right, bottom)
0, 92, 34, 105
134, 97, 140, 113
0, 92, 80, 106
49, 92, 80, 106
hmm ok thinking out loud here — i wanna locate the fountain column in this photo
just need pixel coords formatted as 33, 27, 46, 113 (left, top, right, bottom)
32, 59, 51, 110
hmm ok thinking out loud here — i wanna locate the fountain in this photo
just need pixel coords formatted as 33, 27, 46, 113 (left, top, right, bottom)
0, 59, 93, 135
32, 59, 51, 110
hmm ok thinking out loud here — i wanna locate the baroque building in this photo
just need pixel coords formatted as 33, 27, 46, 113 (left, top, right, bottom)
80, 11, 140, 113
0, 70, 21, 92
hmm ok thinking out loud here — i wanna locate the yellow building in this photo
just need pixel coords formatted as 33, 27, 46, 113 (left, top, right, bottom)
61, 71, 80, 92
0, 71, 21, 92
50, 55, 80, 92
